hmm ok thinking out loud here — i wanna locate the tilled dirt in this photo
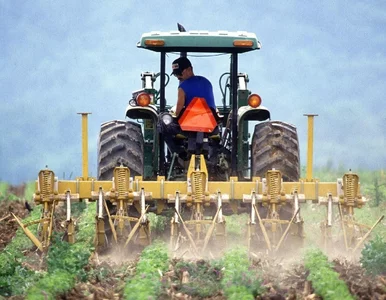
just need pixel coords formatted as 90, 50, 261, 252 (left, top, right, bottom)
60, 261, 128, 300
0, 198, 31, 251
50, 252, 385, 300
334, 259, 386, 300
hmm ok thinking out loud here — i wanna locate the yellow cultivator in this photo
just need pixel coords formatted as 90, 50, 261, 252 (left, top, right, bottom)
14, 114, 380, 256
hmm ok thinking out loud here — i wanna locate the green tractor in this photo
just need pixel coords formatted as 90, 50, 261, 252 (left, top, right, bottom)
98, 27, 300, 183
96, 25, 301, 253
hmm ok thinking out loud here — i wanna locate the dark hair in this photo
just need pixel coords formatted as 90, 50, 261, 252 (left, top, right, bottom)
171, 57, 192, 75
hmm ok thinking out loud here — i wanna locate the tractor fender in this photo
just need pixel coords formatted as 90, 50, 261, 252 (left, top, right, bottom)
125, 104, 158, 121
237, 105, 270, 123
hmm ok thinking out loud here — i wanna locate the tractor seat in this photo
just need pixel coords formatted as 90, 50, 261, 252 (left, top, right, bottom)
175, 133, 188, 139
208, 133, 221, 140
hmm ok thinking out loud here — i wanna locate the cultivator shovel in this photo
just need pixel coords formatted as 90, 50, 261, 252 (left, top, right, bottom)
319, 172, 384, 253
244, 169, 305, 254
170, 155, 226, 257
94, 166, 151, 248
12, 169, 76, 252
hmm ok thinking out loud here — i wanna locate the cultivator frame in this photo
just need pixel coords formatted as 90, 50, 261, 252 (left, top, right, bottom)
13, 114, 377, 256
14, 113, 382, 255
19, 155, 376, 254
13, 29, 383, 256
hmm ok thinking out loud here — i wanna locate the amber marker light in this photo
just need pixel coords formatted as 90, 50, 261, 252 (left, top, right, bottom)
136, 93, 151, 107
144, 39, 165, 46
248, 94, 262, 108
233, 40, 254, 47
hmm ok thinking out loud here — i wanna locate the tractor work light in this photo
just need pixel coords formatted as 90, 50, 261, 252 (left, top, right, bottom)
248, 94, 262, 108
161, 113, 173, 125
233, 40, 254, 47
136, 92, 151, 107
144, 39, 165, 46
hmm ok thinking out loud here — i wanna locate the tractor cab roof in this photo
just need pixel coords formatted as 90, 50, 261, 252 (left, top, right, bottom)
137, 30, 261, 53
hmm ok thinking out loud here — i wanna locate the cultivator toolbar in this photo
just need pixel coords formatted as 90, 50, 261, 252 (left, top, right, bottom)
13, 114, 382, 255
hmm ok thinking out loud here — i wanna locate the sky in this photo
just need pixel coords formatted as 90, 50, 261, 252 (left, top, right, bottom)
1, 0, 385, 184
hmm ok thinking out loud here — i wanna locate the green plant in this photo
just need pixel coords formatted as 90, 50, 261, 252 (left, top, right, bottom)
225, 213, 248, 236
0, 182, 8, 199
0, 265, 42, 297
147, 212, 168, 234
123, 242, 169, 299
25, 202, 96, 299
46, 235, 91, 281
221, 247, 264, 299
23, 181, 36, 201
304, 249, 353, 300
360, 235, 386, 276
3, 193, 19, 201
26, 270, 75, 300
0, 208, 41, 296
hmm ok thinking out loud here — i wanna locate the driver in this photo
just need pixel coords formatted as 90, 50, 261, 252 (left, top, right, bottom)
158, 56, 216, 155
171, 56, 215, 116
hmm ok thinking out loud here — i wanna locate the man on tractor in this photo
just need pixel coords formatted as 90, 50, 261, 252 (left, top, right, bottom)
158, 56, 217, 156
171, 56, 215, 116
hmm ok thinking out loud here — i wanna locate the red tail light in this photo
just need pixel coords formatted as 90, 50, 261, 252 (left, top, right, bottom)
248, 94, 262, 108
136, 93, 151, 107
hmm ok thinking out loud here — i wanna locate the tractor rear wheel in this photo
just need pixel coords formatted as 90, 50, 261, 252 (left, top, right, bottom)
251, 120, 300, 182
97, 120, 144, 180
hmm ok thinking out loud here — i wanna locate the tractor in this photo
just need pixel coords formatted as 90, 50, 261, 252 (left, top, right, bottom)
13, 25, 381, 257
96, 25, 302, 254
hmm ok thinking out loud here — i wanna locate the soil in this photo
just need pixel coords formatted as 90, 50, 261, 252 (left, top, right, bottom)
1, 185, 385, 299
0, 197, 31, 251
55, 255, 386, 299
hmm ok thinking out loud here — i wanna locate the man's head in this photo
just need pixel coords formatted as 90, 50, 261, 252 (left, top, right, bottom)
171, 57, 193, 81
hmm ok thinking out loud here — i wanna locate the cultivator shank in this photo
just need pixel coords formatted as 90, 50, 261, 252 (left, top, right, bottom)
245, 169, 304, 253
319, 172, 384, 253
94, 166, 151, 248
12, 170, 76, 251
170, 155, 226, 256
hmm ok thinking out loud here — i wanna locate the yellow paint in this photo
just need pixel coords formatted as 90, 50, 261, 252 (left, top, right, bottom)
304, 114, 318, 181
77, 113, 91, 180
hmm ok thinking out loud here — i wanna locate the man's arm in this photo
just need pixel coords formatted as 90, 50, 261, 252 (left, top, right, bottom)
175, 87, 185, 116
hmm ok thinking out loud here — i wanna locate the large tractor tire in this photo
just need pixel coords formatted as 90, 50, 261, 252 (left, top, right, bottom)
251, 121, 300, 182
97, 120, 144, 180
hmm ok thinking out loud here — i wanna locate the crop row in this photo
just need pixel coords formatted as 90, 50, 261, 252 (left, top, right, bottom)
0, 195, 93, 298
304, 248, 353, 300
26, 202, 95, 299
221, 247, 263, 299
123, 242, 169, 299
0, 208, 42, 296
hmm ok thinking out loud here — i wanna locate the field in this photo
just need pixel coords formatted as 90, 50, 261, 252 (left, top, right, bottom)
0, 175, 385, 300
